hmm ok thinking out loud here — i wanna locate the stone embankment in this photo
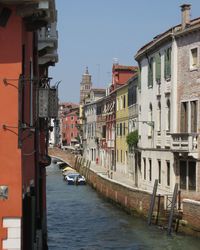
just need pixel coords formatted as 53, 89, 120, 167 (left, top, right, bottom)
48, 148, 200, 237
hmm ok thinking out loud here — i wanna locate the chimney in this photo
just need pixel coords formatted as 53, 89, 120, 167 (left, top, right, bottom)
180, 4, 191, 29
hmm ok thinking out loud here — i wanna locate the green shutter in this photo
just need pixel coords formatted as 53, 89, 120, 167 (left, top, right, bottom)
138, 65, 141, 90
165, 48, 171, 79
148, 57, 153, 87
167, 47, 171, 78
164, 50, 167, 79
155, 53, 161, 83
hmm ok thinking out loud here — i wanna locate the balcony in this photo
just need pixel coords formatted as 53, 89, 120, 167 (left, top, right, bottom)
107, 139, 114, 148
100, 138, 107, 148
156, 84, 161, 96
38, 22, 58, 51
164, 82, 171, 94
128, 104, 138, 118
171, 133, 198, 154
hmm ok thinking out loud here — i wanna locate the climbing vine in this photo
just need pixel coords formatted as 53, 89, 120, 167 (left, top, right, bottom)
126, 130, 138, 149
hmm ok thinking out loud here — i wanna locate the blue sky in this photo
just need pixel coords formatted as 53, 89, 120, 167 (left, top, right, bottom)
49, 0, 200, 103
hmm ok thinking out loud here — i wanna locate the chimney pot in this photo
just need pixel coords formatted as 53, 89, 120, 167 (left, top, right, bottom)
180, 4, 191, 29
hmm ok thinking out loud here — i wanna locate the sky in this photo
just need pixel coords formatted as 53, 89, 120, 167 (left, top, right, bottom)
49, 0, 200, 103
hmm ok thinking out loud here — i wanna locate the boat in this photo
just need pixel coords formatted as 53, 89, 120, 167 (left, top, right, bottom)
64, 173, 86, 185
62, 167, 77, 177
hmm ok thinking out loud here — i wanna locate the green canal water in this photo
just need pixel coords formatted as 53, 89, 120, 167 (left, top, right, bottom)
47, 163, 200, 250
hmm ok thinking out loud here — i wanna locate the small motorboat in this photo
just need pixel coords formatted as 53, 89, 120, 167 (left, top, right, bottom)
62, 167, 77, 178
65, 173, 86, 185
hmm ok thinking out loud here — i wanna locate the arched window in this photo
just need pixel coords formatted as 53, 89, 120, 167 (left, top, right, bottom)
157, 101, 161, 132
166, 99, 170, 131
148, 103, 153, 137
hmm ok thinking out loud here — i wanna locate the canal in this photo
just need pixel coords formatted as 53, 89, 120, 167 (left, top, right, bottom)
47, 163, 200, 250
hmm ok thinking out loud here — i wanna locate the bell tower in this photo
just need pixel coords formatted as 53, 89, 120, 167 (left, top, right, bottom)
80, 66, 92, 104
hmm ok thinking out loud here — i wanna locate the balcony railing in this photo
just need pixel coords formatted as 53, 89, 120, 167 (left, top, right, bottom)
38, 22, 58, 50
171, 133, 198, 152
164, 82, 171, 94
107, 139, 114, 148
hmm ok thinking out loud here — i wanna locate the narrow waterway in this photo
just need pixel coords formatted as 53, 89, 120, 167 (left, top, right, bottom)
47, 163, 200, 250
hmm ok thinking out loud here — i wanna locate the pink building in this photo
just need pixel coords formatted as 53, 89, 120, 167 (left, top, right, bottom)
59, 103, 80, 146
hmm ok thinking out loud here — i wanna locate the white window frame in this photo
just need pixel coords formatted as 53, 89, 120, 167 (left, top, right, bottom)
190, 47, 198, 71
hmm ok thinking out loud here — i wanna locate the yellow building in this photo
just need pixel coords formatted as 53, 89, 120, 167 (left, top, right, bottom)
116, 83, 129, 174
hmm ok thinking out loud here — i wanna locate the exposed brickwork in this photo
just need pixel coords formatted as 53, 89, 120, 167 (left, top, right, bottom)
182, 199, 200, 235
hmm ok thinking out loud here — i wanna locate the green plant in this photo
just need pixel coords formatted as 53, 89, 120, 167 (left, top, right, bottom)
126, 130, 138, 148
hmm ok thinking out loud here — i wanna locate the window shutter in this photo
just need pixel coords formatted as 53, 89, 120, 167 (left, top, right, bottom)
164, 50, 167, 79
180, 102, 188, 132
167, 47, 171, 78
191, 101, 197, 133
180, 103, 185, 132
155, 53, 161, 83
138, 66, 141, 90
148, 58, 153, 87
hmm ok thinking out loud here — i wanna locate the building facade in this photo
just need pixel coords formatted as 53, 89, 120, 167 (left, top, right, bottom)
127, 75, 138, 183
116, 83, 129, 174
0, 1, 58, 249
135, 4, 200, 197
173, 4, 200, 199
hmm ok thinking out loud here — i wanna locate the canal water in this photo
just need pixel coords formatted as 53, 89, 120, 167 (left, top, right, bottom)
47, 163, 200, 250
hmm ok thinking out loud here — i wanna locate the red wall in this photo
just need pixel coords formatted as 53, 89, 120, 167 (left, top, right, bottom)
0, 7, 22, 220
62, 113, 79, 145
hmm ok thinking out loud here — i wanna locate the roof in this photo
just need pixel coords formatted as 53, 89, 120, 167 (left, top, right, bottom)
112, 64, 138, 71
59, 102, 79, 107
91, 88, 106, 93
135, 17, 200, 60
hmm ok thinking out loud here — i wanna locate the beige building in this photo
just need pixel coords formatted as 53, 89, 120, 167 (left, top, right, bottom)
135, 4, 200, 198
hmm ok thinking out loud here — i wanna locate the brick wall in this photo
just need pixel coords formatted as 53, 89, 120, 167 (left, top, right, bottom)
182, 199, 200, 231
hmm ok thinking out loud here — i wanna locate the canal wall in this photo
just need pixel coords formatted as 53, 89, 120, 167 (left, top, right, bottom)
74, 156, 165, 221
74, 156, 200, 237
181, 199, 200, 236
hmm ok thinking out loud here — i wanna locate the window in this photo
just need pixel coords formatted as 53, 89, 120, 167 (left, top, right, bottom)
117, 98, 119, 111
167, 161, 170, 186
128, 83, 137, 107
149, 159, 152, 181
120, 96, 123, 110
155, 52, 161, 83
71, 124, 74, 128
120, 123, 122, 136
138, 64, 141, 90
102, 125, 106, 138
191, 101, 197, 133
190, 48, 198, 69
164, 47, 171, 79
123, 122, 126, 135
166, 99, 171, 131
158, 160, 161, 184
157, 101, 161, 132
123, 95, 126, 108
180, 102, 188, 132
71, 116, 74, 120
71, 132, 73, 137
148, 103, 153, 137
143, 158, 146, 180
188, 161, 196, 191
148, 57, 153, 87
180, 160, 196, 191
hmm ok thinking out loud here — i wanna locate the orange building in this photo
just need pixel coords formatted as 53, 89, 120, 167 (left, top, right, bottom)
0, 1, 58, 249
112, 64, 138, 89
